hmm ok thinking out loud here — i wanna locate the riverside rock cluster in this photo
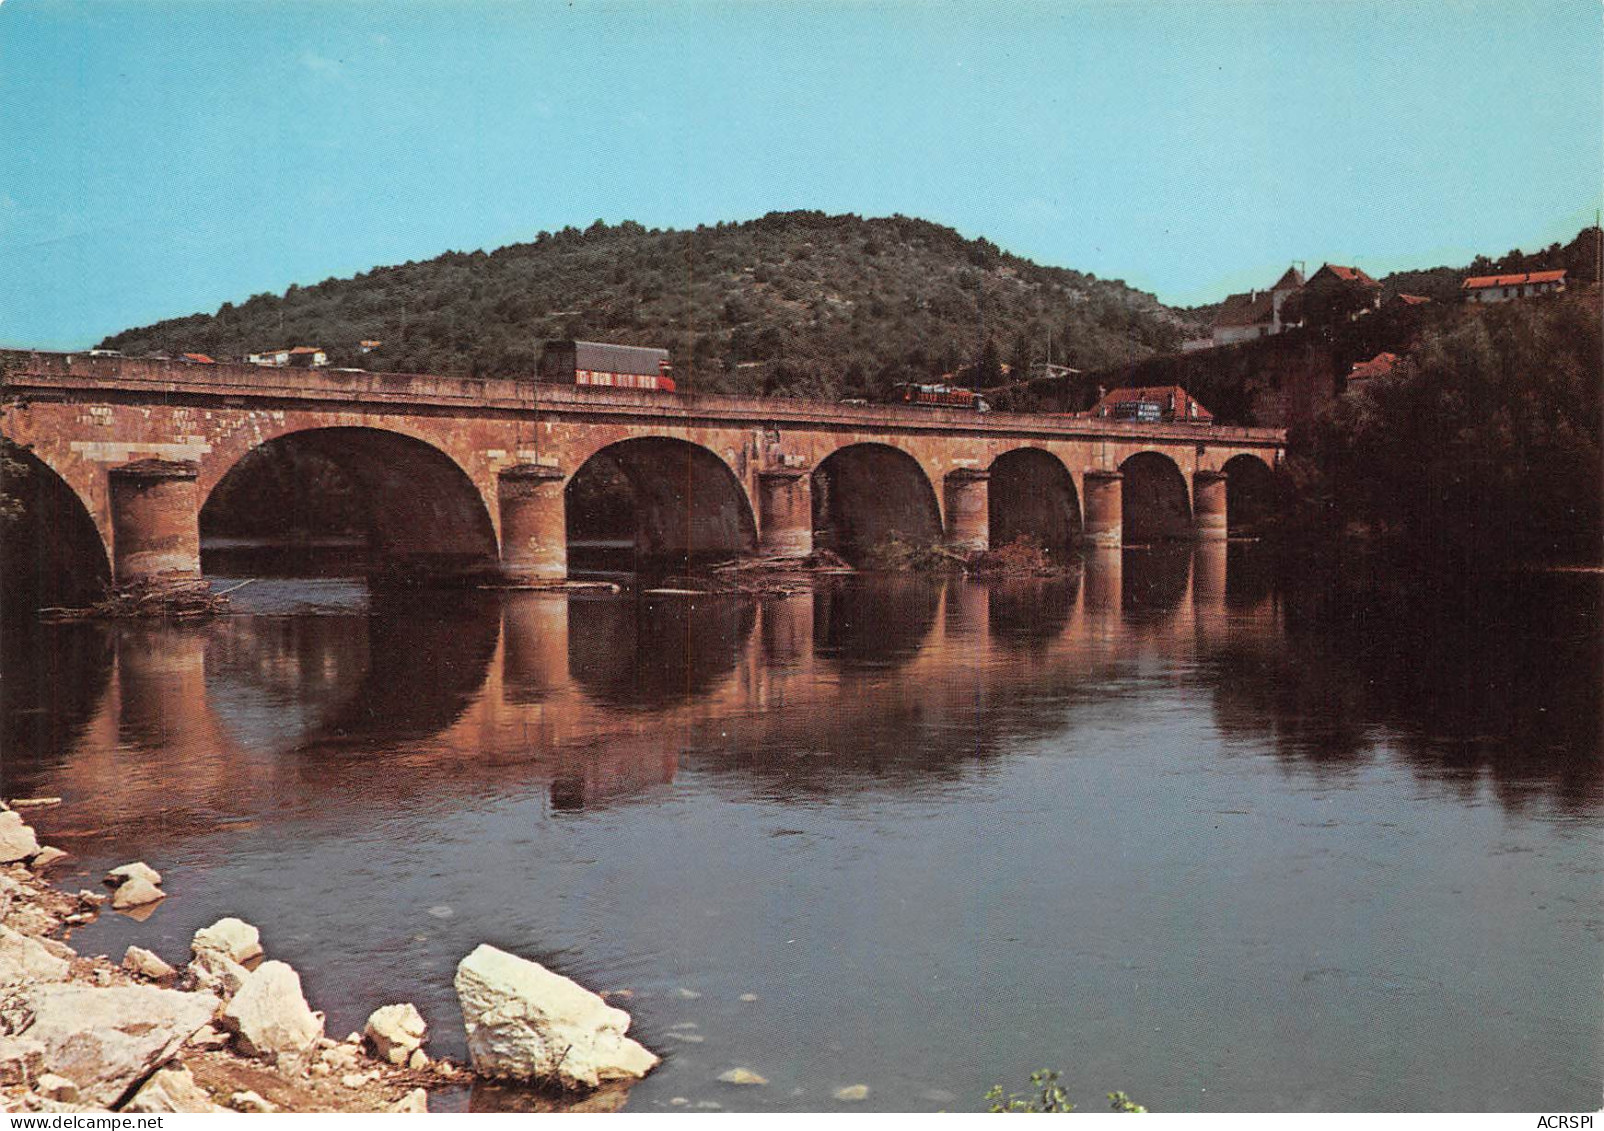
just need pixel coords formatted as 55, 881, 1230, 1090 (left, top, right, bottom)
0, 800, 660, 1113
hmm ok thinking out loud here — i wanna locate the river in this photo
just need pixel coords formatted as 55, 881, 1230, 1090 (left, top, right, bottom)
3, 545, 1599, 1112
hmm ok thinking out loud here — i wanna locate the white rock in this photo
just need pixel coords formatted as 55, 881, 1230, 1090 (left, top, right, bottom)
10, 983, 219, 1106
230, 1089, 276, 1113
35, 937, 76, 962
28, 847, 68, 872
0, 812, 40, 864
123, 946, 176, 981
364, 1003, 428, 1065
123, 1063, 226, 1113
191, 917, 262, 966
320, 1043, 362, 1072
454, 943, 659, 1090
719, 1068, 768, 1086
341, 1071, 376, 1089
187, 948, 249, 1000
409, 1048, 430, 1071
106, 862, 162, 888
220, 960, 323, 1062
0, 924, 72, 985
110, 876, 165, 911
35, 1072, 78, 1102
834, 1084, 870, 1101
389, 1088, 429, 1113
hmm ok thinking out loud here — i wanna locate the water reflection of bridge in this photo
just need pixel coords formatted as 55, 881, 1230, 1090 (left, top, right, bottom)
17, 545, 1301, 836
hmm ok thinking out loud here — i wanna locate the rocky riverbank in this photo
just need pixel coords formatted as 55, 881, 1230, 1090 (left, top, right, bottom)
0, 800, 658, 1113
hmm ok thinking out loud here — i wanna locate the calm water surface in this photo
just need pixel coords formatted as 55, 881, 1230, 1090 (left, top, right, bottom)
4, 546, 1600, 1112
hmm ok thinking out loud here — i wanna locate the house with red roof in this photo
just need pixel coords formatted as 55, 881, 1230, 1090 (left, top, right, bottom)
1461, 269, 1566, 304
1346, 351, 1400, 386
1086, 385, 1214, 425
1210, 266, 1305, 347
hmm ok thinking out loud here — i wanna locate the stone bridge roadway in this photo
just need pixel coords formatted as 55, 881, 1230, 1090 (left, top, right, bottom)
0, 352, 1285, 586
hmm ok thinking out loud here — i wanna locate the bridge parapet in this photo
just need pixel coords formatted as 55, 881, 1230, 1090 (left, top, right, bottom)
2, 350, 1284, 448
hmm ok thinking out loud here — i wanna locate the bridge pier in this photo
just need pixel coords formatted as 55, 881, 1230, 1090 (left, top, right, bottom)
944, 468, 990, 554
1193, 470, 1228, 541
757, 468, 813, 559
497, 464, 567, 583
109, 459, 203, 584
1081, 470, 1123, 548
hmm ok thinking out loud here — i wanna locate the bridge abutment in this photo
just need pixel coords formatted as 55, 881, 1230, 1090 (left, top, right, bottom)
497, 464, 568, 583
757, 468, 813, 559
1193, 470, 1229, 541
944, 468, 990, 554
1081, 470, 1124, 548
109, 459, 203, 584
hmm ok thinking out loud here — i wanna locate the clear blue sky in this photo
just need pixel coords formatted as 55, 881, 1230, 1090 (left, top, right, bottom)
2, 0, 1599, 349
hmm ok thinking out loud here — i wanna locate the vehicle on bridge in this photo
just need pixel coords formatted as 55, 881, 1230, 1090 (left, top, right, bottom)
889, 382, 992, 412
539, 340, 676, 392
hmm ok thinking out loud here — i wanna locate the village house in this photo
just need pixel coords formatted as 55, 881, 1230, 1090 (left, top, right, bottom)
1346, 351, 1400, 389
1461, 269, 1566, 304
1207, 266, 1306, 347
1300, 264, 1383, 322
1086, 384, 1214, 425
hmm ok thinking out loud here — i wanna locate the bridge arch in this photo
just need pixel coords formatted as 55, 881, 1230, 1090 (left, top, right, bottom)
199, 427, 499, 580
1222, 453, 1278, 537
1119, 451, 1192, 544
0, 443, 112, 614
987, 447, 1082, 558
564, 436, 757, 578
811, 443, 942, 565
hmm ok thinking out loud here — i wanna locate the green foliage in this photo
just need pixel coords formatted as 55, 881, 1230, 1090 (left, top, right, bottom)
1285, 292, 1602, 567
986, 1069, 1075, 1113
96, 213, 1189, 397
985, 1070, 1147, 1113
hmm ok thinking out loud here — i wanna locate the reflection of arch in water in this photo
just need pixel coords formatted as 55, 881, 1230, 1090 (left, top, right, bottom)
1, 445, 111, 614
1222, 453, 1278, 538
568, 594, 756, 708
812, 578, 940, 669
1225, 541, 1277, 608
565, 437, 757, 578
811, 444, 941, 565
987, 448, 1082, 557
1, 621, 113, 784
988, 576, 1079, 652
1118, 451, 1192, 544
1120, 546, 1191, 620
297, 592, 501, 748
200, 427, 498, 580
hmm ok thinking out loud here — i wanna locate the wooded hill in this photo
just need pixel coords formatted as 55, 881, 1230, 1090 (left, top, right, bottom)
99, 211, 1196, 401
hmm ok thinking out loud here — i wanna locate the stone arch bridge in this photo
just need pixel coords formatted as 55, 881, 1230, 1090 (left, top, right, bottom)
1, 353, 1284, 588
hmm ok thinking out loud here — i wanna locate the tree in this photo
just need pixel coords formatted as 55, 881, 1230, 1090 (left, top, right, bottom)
976, 337, 1002, 389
